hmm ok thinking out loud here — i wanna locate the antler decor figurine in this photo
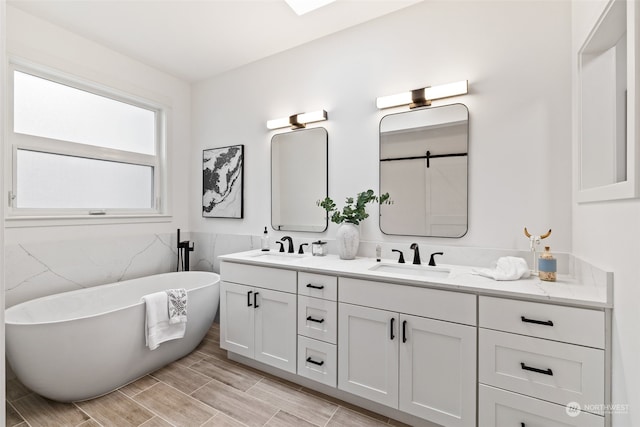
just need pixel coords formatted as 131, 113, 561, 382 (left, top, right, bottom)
524, 227, 552, 275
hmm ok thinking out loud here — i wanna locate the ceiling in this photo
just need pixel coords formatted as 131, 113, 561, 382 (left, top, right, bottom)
8, 0, 422, 82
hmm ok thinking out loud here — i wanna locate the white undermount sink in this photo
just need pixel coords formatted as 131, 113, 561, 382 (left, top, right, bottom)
369, 263, 451, 279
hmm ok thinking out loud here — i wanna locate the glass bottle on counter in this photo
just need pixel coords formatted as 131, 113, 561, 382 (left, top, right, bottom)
538, 246, 556, 282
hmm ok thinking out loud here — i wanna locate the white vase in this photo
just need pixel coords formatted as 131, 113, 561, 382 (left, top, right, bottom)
336, 222, 360, 260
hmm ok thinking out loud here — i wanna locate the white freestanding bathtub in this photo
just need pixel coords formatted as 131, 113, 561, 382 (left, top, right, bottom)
5, 271, 220, 402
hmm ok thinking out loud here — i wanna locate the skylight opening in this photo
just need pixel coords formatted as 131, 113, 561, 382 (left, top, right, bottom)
285, 0, 337, 16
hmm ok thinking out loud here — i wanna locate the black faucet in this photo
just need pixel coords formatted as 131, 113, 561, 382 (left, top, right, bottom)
410, 243, 421, 265
298, 243, 308, 254
429, 252, 444, 267
280, 236, 294, 253
392, 249, 405, 264
276, 241, 285, 252
176, 229, 195, 271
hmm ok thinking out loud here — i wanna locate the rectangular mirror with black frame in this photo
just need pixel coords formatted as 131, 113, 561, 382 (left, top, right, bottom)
379, 103, 469, 238
271, 127, 328, 232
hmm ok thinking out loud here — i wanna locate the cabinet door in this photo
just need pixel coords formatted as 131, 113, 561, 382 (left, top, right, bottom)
338, 303, 399, 408
399, 314, 476, 427
254, 288, 297, 373
220, 281, 254, 359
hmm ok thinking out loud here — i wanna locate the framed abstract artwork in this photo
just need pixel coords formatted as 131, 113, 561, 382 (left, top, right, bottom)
202, 144, 244, 218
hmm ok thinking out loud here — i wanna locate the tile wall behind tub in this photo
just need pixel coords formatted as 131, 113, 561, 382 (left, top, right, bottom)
189, 232, 260, 273
4, 233, 178, 308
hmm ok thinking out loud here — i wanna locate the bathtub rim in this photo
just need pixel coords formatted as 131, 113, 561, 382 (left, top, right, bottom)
5, 271, 220, 326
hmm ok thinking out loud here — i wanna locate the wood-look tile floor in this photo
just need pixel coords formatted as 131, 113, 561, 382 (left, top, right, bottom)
6, 323, 411, 427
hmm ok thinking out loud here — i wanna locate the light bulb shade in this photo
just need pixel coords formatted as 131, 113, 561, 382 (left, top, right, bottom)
376, 91, 412, 109
376, 80, 468, 109
424, 80, 468, 101
297, 110, 327, 124
266, 116, 292, 130
266, 109, 328, 130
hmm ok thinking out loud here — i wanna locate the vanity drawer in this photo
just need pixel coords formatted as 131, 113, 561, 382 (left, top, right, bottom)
297, 336, 337, 388
339, 277, 476, 326
479, 384, 604, 427
479, 296, 604, 348
221, 262, 297, 293
298, 296, 337, 344
298, 272, 338, 301
479, 329, 604, 412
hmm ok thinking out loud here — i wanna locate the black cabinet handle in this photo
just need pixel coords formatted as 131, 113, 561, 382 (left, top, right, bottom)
306, 357, 324, 366
390, 317, 395, 340
254, 292, 259, 309
402, 320, 407, 343
306, 284, 325, 290
520, 362, 553, 376
521, 316, 554, 327
247, 291, 253, 307
521, 423, 525, 427
306, 316, 325, 324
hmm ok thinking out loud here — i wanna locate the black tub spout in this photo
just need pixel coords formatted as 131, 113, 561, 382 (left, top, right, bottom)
177, 229, 195, 271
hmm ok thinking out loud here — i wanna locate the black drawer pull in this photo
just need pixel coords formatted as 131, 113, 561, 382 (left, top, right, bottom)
254, 292, 259, 309
402, 320, 407, 343
306, 283, 325, 290
247, 291, 253, 307
521, 316, 554, 326
306, 316, 325, 324
390, 317, 395, 340
520, 362, 553, 376
306, 357, 324, 366
521, 423, 525, 427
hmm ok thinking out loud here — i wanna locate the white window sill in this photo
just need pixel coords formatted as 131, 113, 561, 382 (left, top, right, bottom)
5, 214, 173, 228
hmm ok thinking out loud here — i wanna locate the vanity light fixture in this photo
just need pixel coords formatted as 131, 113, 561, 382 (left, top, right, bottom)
376, 80, 468, 110
266, 109, 328, 130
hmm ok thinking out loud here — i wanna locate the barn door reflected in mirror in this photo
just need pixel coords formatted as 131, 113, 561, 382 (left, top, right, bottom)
379, 104, 468, 238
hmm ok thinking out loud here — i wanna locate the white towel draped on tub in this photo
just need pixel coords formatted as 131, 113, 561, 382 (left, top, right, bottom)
141, 291, 186, 350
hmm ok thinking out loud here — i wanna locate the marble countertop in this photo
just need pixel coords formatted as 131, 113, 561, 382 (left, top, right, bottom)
219, 250, 612, 309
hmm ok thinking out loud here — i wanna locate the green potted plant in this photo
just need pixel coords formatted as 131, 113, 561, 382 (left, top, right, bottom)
318, 189, 391, 259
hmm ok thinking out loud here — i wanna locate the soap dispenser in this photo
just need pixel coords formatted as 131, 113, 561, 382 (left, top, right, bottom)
538, 246, 556, 282
261, 226, 270, 251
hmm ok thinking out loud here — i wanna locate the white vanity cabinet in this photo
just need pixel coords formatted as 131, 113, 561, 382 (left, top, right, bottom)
220, 262, 297, 373
478, 296, 607, 427
338, 277, 477, 427
218, 252, 611, 427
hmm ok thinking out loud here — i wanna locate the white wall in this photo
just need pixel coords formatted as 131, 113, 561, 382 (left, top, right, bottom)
191, 0, 572, 255
1, 0, 7, 416
572, 1, 640, 425
5, 6, 192, 245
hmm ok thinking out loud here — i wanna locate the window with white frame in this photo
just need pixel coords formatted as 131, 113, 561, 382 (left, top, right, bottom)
8, 62, 166, 219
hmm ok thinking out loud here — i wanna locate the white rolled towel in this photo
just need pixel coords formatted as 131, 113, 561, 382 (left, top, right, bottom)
473, 257, 531, 281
